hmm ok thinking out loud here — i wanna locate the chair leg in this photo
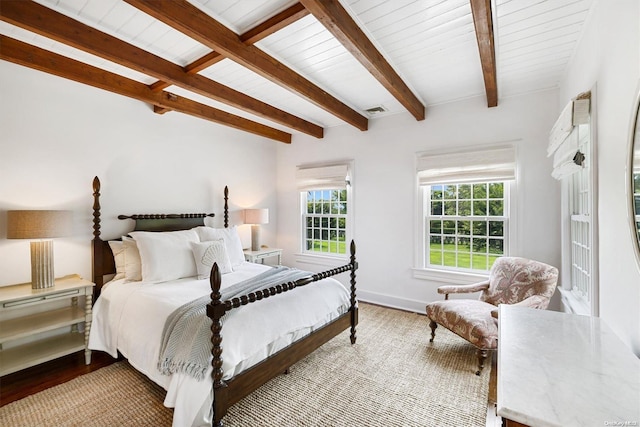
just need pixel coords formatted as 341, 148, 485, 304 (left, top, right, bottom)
428, 320, 437, 343
476, 349, 488, 375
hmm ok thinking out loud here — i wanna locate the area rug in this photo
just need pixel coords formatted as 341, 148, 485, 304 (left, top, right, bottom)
0, 303, 490, 427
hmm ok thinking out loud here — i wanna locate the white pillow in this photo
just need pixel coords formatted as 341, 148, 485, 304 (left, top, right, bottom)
195, 226, 245, 268
191, 239, 232, 279
129, 229, 199, 283
122, 236, 142, 282
108, 240, 125, 281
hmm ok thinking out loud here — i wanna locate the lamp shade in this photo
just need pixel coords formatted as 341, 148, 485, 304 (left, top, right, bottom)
244, 208, 269, 225
7, 210, 73, 239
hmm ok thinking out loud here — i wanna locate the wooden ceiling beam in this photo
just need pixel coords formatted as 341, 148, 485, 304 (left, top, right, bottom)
299, 0, 425, 121
190, 3, 309, 75
0, 0, 321, 138
0, 35, 291, 143
151, 3, 310, 110
125, 0, 368, 131
242, 2, 309, 44
470, 0, 498, 107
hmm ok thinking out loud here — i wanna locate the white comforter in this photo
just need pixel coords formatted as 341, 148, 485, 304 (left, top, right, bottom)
88, 262, 350, 427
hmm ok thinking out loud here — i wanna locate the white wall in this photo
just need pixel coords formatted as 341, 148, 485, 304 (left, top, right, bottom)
276, 90, 562, 313
558, 0, 640, 354
0, 61, 278, 287
2, 0, 634, 357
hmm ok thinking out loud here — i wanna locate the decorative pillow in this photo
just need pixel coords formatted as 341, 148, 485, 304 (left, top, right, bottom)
122, 236, 142, 282
108, 240, 125, 281
191, 239, 232, 279
129, 229, 199, 283
195, 226, 245, 268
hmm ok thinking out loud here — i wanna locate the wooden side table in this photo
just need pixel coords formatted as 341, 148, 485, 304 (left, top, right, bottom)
0, 274, 95, 376
243, 248, 282, 265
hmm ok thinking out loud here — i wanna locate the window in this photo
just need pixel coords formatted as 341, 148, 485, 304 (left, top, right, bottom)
549, 92, 598, 316
426, 181, 507, 272
568, 124, 593, 307
416, 145, 516, 276
296, 163, 352, 257
303, 189, 348, 255
634, 171, 640, 239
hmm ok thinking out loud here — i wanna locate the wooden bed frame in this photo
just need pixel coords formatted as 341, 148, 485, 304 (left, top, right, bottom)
90, 176, 358, 427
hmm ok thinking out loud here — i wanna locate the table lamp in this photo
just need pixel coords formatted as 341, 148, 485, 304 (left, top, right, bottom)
7, 210, 72, 289
244, 208, 269, 251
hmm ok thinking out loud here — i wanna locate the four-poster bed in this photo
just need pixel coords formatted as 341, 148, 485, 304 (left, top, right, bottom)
89, 177, 358, 426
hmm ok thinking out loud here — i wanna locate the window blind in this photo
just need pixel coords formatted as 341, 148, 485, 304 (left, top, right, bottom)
417, 145, 516, 185
296, 163, 350, 190
551, 125, 588, 180
548, 93, 590, 180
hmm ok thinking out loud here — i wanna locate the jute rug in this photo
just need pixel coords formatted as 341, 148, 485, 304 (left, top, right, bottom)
0, 303, 490, 427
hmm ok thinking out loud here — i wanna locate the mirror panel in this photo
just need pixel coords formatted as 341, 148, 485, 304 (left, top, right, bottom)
630, 90, 640, 262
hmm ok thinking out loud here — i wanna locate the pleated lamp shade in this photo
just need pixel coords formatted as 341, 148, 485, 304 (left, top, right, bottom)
7, 210, 73, 289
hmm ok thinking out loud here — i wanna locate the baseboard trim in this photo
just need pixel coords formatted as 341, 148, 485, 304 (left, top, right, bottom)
357, 290, 428, 314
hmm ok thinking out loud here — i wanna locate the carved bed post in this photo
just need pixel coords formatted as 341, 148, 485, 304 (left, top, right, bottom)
349, 240, 358, 344
92, 176, 104, 295
207, 263, 228, 427
223, 186, 229, 229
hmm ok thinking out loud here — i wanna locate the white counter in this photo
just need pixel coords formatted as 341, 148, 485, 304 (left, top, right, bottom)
497, 305, 640, 427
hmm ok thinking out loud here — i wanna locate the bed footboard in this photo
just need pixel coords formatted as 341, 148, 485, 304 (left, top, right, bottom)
207, 241, 359, 427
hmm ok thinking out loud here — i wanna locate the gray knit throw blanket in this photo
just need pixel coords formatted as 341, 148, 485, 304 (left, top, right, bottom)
157, 266, 313, 381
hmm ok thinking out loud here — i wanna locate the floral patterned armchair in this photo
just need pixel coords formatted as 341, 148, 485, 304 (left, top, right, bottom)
425, 257, 558, 375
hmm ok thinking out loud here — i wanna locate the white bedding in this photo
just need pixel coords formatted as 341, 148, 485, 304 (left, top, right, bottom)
88, 261, 350, 427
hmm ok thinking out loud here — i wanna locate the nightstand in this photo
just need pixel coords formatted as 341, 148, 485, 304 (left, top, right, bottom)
0, 274, 94, 376
243, 248, 282, 265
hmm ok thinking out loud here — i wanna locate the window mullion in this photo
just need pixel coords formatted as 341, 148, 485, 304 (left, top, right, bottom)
424, 181, 508, 273
301, 189, 349, 256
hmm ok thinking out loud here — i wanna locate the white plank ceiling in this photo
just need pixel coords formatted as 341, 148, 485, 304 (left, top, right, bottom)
0, 0, 594, 141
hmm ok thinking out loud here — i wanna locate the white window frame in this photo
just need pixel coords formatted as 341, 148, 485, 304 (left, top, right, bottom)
558, 121, 599, 316
300, 189, 349, 256
424, 182, 510, 271
295, 161, 354, 264
413, 144, 517, 284
550, 91, 598, 317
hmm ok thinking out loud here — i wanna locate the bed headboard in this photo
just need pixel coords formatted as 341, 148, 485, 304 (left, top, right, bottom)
91, 176, 229, 296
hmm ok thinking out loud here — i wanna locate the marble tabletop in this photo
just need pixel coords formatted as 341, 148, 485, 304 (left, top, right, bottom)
497, 305, 640, 427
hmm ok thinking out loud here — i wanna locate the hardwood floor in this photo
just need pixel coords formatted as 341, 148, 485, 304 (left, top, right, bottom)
486, 352, 502, 427
0, 350, 116, 406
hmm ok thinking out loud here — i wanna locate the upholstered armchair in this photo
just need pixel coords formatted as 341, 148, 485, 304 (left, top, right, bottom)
425, 257, 558, 375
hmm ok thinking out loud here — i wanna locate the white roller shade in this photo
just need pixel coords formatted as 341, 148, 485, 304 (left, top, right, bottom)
417, 145, 516, 185
296, 163, 350, 190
